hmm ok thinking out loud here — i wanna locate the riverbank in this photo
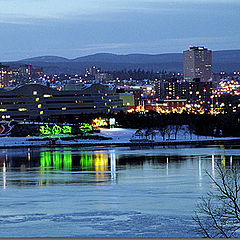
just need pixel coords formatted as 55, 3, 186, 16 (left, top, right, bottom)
0, 128, 240, 148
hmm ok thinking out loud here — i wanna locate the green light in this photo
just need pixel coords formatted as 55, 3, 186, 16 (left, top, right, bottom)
52, 125, 62, 135
40, 125, 51, 135
62, 126, 72, 134
63, 151, 72, 171
52, 151, 62, 170
40, 151, 51, 168
80, 152, 93, 171
39, 124, 73, 136
79, 123, 93, 133
40, 149, 73, 171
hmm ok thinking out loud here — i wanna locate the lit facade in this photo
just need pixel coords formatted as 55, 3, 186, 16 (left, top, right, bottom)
184, 46, 212, 82
155, 81, 212, 101
144, 100, 187, 114
0, 64, 13, 88
0, 83, 125, 121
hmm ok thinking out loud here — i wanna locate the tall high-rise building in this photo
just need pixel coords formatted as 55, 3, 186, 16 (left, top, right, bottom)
184, 46, 212, 82
0, 64, 13, 88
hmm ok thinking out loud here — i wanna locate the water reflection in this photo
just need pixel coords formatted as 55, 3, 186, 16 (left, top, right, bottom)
212, 154, 215, 179
0, 146, 240, 189
40, 149, 73, 171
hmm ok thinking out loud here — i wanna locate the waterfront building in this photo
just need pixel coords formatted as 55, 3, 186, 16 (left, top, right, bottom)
0, 83, 125, 121
184, 46, 212, 82
0, 64, 13, 88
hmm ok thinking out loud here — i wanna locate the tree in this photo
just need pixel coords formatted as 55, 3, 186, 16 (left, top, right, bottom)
193, 163, 240, 238
165, 125, 175, 140
145, 128, 157, 141
133, 129, 144, 139
158, 126, 167, 141
173, 125, 182, 140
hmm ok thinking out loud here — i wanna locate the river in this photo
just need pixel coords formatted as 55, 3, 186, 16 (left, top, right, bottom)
0, 145, 239, 237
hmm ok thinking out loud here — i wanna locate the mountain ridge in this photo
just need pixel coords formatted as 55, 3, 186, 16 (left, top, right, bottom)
3, 50, 240, 74
17, 50, 240, 64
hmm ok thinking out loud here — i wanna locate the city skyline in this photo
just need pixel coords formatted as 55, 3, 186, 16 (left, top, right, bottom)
0, 0, 239, 61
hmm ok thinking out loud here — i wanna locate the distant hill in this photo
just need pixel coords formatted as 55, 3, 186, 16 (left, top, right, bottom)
20, 56, 70, 63
5, 50, 240, 74
72, 53, 183, 64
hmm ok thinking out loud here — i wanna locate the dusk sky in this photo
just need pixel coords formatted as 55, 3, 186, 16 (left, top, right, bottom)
0, 0, 239, 61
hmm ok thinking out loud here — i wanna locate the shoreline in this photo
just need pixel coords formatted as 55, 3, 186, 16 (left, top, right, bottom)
0, 137, 239, 149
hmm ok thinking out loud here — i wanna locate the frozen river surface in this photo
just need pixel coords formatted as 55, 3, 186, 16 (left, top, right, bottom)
0, 145, 239, 238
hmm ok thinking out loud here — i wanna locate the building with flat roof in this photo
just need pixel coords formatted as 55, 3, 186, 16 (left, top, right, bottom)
0, 83, 125, 121
0, 64, 12, 88
155, 81, 212, 101
184, 46, 212, 82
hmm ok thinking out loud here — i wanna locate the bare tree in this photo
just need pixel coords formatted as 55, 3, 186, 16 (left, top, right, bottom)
165, 125, 175, 140
173, 125, 182, 140
193, 163, 240, 238
145, 128, 157, 141
133, 129, 144, 139
188, 121, 195, 140
158, 126, 167, 141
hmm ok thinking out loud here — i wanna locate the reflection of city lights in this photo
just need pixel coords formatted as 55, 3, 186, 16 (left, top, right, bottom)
212, 155, 215, 179
3, 161, 6, 189
40, 149, 72, 171
95, 153, 108, 174
110, 150, 116, 183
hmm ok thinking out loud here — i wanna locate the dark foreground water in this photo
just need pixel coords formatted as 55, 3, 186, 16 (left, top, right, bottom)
0, 145, 239, 238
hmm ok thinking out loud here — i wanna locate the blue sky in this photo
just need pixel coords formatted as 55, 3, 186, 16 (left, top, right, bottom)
0, 0, 239, 61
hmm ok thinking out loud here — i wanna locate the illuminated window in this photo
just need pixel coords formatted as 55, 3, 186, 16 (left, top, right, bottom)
33, 91, 38, 95
18, 108, 27, 112
62, 107, 66, 111
36, 98, 40, 101
43, 94, 52, 98
38, 104, 42, 108
0, 109, 7, 112
40, 111, 44, 115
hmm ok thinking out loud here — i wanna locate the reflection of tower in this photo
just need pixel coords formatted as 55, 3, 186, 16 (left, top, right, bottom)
198, 156, 202, 187
3, 161, 6, 189
110, 150, 116, 184
27, 148, 31, 162
166, 157, 169, 176
212, 154, 215, 179
222, 155, 226, 168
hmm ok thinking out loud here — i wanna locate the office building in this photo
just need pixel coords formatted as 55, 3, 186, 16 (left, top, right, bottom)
0, 64, 13, 88
155, 80, 212, 101
0, 83, 125, 121
184, 46, 212, 82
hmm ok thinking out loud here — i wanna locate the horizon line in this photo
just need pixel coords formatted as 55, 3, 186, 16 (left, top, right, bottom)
2, 48, 240, 62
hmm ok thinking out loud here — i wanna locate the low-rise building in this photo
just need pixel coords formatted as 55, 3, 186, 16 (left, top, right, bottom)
0, 83, 125, 121
144, 99, 187, 114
